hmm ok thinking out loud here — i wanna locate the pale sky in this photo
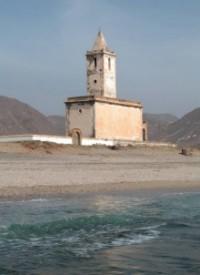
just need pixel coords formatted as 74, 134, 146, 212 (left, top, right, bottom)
0, 0, 200, 117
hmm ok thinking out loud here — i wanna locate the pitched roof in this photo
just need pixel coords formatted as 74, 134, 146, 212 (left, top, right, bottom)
91, 31, 113, 52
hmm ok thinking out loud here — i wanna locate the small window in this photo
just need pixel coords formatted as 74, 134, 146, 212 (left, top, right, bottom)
94, 80, 97, 84
78, 109, 82, 113
108, 57, 111, 70
94, 57, 97, 68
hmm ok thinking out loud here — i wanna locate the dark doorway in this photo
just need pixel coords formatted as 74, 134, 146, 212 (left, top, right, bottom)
72, 130, 81, 145
143, 128, 146, 141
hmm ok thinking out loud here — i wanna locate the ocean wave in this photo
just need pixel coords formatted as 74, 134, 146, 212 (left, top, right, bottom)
165, 222, 192, 229
140, 223, 166, 231
0, 214, 162, 259
111, 232, 158, 246
4, 213, 144, 238
28, 198, 50, 202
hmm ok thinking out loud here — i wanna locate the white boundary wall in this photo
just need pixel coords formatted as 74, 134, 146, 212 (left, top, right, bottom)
0, 134, 176, 148
32, 135, 72, 145
81, 138, 115, 146
0, 135, 116, 146
0, 135, 72, 144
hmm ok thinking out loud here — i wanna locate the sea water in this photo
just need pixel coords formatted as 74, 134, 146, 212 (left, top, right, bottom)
0, 191, 200, 274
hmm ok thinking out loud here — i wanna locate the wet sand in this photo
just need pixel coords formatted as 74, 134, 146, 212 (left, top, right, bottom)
0, 142, 199, 199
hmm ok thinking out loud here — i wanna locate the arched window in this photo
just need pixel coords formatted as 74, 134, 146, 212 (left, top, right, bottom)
94, 57, 97, 68
108, 57, 111, 70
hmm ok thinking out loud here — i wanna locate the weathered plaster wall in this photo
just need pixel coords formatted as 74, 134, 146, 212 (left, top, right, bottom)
87, 53, 104, 97
66, 102, 94, 137
103, 53, 116, 98
86, 52, 116, 98
95, 102, 143, 141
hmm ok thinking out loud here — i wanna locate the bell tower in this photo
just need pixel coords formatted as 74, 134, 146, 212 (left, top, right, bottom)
86, 31, 117, 98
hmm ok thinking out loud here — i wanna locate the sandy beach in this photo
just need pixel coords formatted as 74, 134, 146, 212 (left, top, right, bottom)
0, 142, 199, 199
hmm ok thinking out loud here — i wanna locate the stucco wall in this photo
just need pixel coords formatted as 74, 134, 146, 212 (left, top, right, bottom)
66, 102, 94, 137
95, 102, 143, 141
103, 53, 116, 98
87, 53, 104, 97
86, 52, 116, 98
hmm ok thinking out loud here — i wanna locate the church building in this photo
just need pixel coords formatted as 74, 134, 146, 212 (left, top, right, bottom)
65, 31, 146, 145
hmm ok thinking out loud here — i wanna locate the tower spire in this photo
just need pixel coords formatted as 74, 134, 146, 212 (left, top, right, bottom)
86, 31, 117, 98
91, 31, 111, 52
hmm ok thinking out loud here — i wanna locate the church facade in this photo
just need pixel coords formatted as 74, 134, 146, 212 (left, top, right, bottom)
65, 32, 146, 145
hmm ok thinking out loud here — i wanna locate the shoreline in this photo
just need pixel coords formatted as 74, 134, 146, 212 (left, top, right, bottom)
0, 180, 200, 200
0, 142, 199, 200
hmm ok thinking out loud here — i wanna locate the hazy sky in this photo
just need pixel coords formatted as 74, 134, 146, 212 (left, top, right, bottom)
0, 0, 200, 117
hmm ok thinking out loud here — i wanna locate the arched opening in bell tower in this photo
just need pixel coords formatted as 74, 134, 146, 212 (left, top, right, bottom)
108, 57, 111, 70
94, 57, 97, 68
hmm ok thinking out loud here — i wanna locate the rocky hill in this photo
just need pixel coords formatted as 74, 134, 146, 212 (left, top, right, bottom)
48, 115, 65, 135
144, 113, 178, 141
161, 108, 200, 147
0, 96, 58, 135
0, 95, 199, 147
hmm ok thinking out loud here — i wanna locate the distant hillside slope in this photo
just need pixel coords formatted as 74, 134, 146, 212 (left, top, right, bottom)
162, 108, 200, 146
48, 115, 65, 136
144, 113, 178, 141
0, 96, 57, 135
1, 95, 199, 147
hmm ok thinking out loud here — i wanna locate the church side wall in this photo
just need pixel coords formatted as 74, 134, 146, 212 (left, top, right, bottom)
95, 102, 143, 141
66, 102, 95, 137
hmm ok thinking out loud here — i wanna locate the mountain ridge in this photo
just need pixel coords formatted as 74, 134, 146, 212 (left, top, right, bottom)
160, 107, 200, 146
0, 96, 58, 135
0, 95, 199, 147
